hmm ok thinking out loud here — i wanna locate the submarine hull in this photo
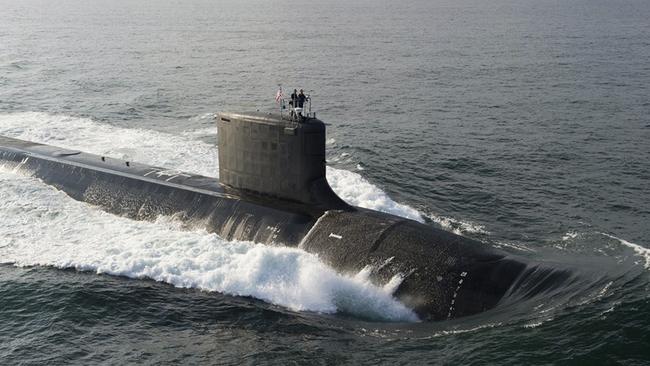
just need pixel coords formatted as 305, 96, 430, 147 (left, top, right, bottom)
0, 135, 536, 320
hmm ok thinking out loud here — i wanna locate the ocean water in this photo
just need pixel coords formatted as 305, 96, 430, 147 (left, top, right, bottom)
1, 0, 649, 364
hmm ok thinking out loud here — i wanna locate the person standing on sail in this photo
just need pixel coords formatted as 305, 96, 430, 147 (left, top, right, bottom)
297, 89, 307, 109
290, 89, 298, 117
296, 89, 308, 118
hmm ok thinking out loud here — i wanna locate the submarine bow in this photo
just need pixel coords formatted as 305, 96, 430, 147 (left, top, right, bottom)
0, 112, 534, 320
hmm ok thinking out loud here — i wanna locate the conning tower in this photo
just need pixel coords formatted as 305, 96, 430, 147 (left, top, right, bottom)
217, 112, 347, 209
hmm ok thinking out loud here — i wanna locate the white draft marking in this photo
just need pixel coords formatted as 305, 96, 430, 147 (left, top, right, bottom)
447, 271, 469, 319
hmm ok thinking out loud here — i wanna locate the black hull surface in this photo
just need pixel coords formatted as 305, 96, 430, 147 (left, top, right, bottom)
0, 135, 554, 320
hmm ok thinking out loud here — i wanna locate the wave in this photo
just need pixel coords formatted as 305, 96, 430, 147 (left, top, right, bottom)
425, 212, 489, 236
602, 233, 650, 269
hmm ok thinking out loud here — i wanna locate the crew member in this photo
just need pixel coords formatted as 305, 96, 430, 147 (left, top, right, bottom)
298, 89, 307, 109
290, 89, 298, 106
290, 89, 298, 117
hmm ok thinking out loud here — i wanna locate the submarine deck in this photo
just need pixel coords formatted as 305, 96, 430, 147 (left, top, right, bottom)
0, 135, 333, 218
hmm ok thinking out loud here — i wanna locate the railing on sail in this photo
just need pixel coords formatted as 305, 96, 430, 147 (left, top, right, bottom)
278, 93, 315, 122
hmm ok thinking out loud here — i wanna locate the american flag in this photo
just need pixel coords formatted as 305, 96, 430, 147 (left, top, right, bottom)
275, 88, 283, 103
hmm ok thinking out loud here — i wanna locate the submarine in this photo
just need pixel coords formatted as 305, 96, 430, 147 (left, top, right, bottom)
0, 106, 562, 321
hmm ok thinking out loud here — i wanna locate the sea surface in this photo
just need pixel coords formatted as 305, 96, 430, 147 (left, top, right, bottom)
1, 0, 649, 364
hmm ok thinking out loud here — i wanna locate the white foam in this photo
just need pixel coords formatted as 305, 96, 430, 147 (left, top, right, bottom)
602, 233, 650, 269
493, 241, 536, 253
428, 322, 503, 337
523, 321, 544, 329
325, 167, 424, 222
554, 231, 580, 249
0, 169, 418, 322
0, 112, 219, 177
596, 281, 613, 299
562, 231, 579, 241
188, 112, 217, 122
426, 213, 489, 236
181, 126, 218, 138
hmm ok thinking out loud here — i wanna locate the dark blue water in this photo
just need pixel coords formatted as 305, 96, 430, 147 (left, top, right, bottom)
1, 0, 649, 364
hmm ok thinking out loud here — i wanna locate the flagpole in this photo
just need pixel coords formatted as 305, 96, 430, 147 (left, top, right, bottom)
277, 84, 283, 118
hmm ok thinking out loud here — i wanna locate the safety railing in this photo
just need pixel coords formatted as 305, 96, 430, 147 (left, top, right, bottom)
277, 89, 315, 122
